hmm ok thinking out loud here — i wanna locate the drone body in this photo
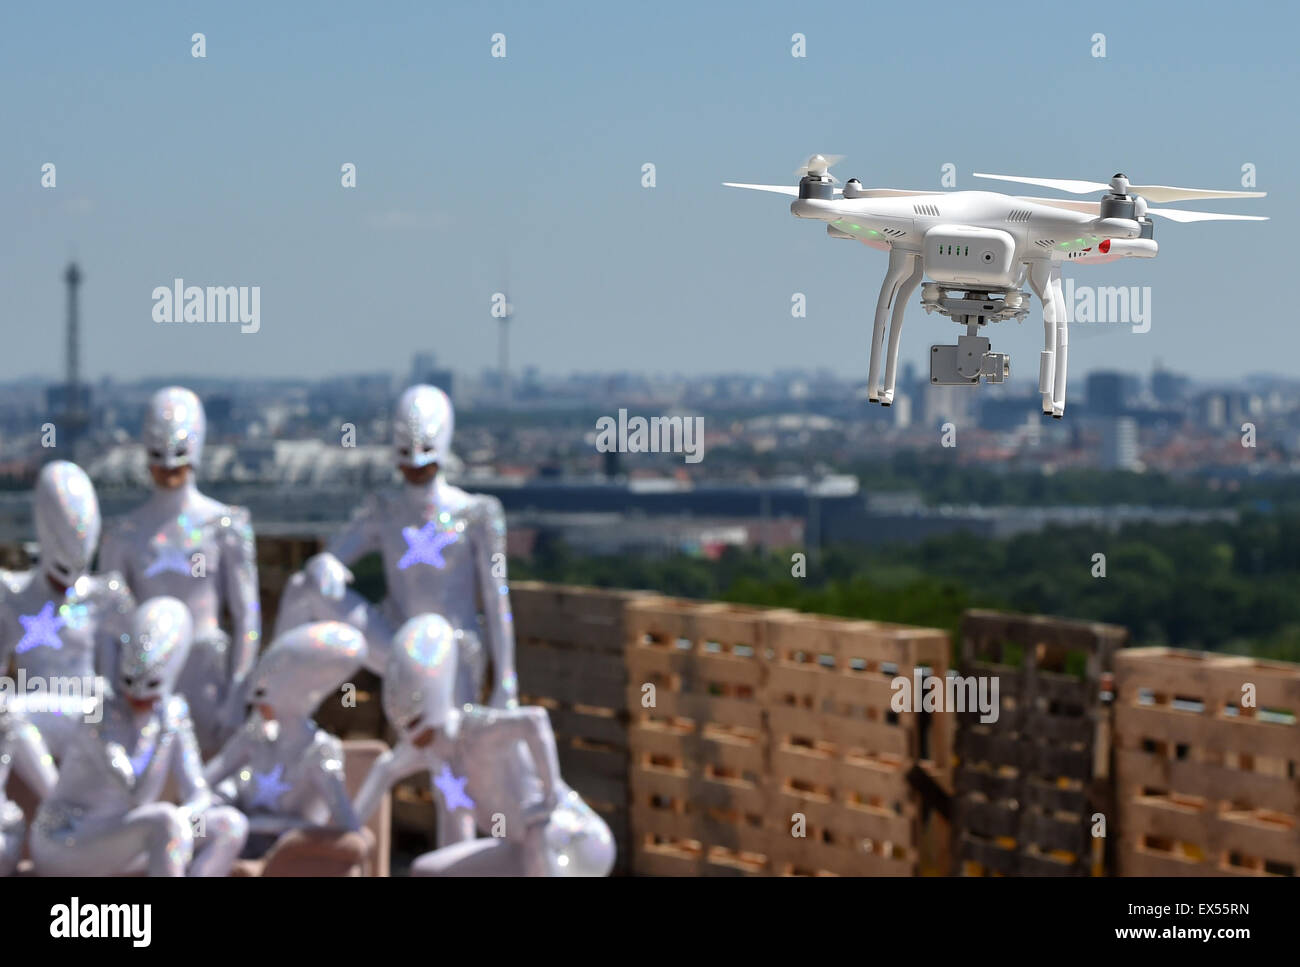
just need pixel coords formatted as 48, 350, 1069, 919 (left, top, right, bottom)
727, 158, 1267, 417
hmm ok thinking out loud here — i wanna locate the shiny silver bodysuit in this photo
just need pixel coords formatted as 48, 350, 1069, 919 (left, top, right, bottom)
30, 693, 247, 876
354, 614, 614, 876
0, 707, 53, 876
204, 621, 366, 850
206, 717, 358, 844
100, 482, 261, 755
0, 572, 133, 759
275, 477, 516, 706
353, 706, 615, 877
28, 598, 248, 876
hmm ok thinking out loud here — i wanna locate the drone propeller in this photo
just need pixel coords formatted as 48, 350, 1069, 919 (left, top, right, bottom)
796, 154, 845, 183
1019, 196, 1268, 222
723, 182, 943, 199
974, 171, 1265, 204
1145, 207, 1268, 223
723, 183, 801, 196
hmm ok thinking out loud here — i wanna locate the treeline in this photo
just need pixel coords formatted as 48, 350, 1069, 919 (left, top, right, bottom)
848, 450, 1299, 510
511, 510, 1300, 663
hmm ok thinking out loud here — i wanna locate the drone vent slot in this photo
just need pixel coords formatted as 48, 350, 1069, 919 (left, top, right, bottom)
880, 227, 906, 239
1036, 239, 1056, 248
1007, 209, 1033, 223
912, 203, 940, 217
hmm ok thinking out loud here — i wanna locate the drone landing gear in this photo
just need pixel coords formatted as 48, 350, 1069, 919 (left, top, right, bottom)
867, 249, 923, 405
1028, 263, 1069, 418
924, 284, 1024, 391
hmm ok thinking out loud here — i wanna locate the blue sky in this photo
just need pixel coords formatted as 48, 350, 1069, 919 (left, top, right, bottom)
0, 0, 1291, 384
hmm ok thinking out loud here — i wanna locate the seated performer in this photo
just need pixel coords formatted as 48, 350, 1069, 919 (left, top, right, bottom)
204, 621, 369, 862
0, 462, 133, 782
28, 597, 248, 877
353, 614, 615, 877
274, 385, 517, 708
100, 387, 261, 756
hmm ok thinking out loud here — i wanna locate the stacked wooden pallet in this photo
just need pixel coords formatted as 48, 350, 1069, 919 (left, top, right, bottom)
512, 581, 645, 875
625, 598, 774, 875
764, 612, 951, 876
953, 610, 1127, 876
1114, 647, 1300, 877
625, 597, 951, 876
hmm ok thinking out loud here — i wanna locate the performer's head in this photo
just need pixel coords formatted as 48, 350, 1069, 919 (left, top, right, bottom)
143, 386, 205, 489
247, 621, 367, 723
33, 460, 101, 590
119, 597, 193, 712
392, 385, 452, 486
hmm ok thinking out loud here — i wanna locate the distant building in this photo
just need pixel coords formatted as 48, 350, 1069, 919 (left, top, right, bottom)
1100, 417, 1141, 470
923, 383, 973, 428
410, 352, 454, 400
1151, 366, 1190, 405
1086, 371, 1135, 417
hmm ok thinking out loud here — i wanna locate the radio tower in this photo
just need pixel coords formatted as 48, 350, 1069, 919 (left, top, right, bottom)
62, 261, 88, 452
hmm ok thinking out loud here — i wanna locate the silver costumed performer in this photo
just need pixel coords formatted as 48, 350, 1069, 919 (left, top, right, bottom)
29, 597, 248, 876
100, 388, 262, 756
204, 621, 366, 854
353, 614, 615, 876
274, 385, 518, 708
0, 462, 133, 786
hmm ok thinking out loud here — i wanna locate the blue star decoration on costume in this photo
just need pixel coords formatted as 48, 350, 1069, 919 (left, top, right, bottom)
144, 546, 192, 578
249, 764, 292, 809
397, 522, 458, 570
16, 602, 66, 654
434, 764, 475, 811
129, 741, 154, 777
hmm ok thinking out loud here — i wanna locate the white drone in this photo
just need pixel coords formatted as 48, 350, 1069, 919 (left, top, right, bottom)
726, 156, 1267, 417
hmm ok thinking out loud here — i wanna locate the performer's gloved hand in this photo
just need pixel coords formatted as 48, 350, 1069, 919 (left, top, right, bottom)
304, 553, 353, 601
522, 797, 555, 828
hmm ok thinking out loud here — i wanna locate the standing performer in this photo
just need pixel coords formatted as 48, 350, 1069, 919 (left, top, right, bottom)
100, 387, 261, 755
274, 385, 517, 708
28, 597, 248, 877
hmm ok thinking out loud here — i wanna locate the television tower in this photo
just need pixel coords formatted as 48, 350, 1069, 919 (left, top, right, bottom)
498, 293, 512, 405
497, 255, 514, 406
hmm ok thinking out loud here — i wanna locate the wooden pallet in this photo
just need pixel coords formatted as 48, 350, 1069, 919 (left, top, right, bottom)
625, 599, 953, 876
625, 597, 778, 875
953, 610, 1127, 876
763, 611, 950, 876
314, 668, 385, 740
512, 582, 645, 874
390, 776, 438, 850
1114, 647, 1300, 877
